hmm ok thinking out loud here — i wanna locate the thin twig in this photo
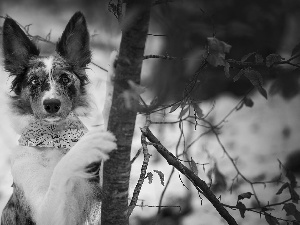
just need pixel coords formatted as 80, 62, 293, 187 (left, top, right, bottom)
128, 115, 152, 216
130, 147, 143, 164
141, 127, 238, 225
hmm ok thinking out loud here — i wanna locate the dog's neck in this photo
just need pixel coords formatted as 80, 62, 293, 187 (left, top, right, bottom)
18, 112, 88, 150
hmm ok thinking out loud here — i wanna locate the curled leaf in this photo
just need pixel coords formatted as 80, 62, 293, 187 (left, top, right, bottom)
154, 170, 165, 186
265, 213, 279, 225
266, 54, 282, 67
238, 192, 253, 201
289, 186, 300, 204
190, 157, 198, 176
179, 106, 190, 119
147, 172, 153, 184
276, 182, 289, 195
255, 54, 264, 63
170, 102, 181, 113
243, 69, 267, 99
241, 52, 256, 62
236, 201, 246, 218
192, 103, 203, 119
207, 37, 231, 67
282, 203, 300, 220
233, 69, 245, 82
244, 97, 254, 107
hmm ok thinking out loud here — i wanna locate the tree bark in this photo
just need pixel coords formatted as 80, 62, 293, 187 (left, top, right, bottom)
101, 1, 151, 225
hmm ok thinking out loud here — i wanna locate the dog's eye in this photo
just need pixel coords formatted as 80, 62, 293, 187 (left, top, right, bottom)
60, 74, 71, 84
30, 78, 40, 86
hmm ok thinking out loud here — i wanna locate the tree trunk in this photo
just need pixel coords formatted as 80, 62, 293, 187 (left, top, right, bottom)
101, 1, 151, 225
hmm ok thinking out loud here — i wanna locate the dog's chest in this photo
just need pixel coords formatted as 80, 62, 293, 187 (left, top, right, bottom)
11, 146, 66, 194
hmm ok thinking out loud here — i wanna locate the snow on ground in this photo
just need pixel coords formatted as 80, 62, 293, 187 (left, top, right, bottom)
1, 4, 300, 225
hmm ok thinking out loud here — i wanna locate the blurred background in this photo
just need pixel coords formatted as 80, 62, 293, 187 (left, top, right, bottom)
1, 0, 300, 224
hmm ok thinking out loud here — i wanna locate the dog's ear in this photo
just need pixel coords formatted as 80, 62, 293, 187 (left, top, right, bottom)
56, 12, 91, 68
2, 17, 40, 75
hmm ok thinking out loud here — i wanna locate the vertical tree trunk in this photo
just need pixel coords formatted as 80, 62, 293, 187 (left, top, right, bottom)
101, 1, 151, 225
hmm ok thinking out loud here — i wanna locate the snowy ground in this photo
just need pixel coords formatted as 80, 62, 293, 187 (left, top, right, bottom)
1, 4, 300, 225
128, 90, 300, 225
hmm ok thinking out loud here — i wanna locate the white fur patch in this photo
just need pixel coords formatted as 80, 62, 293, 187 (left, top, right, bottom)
42, 56, 57, 100
42, 56, 54, 76
42, 86, 56, 100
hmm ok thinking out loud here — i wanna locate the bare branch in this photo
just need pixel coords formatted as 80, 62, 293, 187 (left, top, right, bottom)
127, 129, 151, 216
141, 127, 238, 225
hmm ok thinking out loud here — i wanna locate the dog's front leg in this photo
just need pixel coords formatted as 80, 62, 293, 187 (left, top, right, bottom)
35, 128, 116, 225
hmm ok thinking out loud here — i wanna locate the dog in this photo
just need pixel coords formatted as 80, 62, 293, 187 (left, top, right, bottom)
1, 12, 116, 225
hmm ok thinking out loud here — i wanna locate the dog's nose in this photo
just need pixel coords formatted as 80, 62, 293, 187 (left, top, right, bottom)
43, 99, 61, 113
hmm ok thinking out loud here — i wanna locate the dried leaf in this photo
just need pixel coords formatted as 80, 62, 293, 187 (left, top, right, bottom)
244, 97, 254, 107
244, 69, 267, 99
283, 203, 300, 221
192, 103, 203, 119
207, 37, 231, 67
179, 106, 190, 119
170, 102, 181, 113
266, 54, 282, 67
190, 158, 198, 176
276, 182, 289, 195
291, 41, 300, 57
241, 52, 256, 62
233, 69, 245, 82
238, 192, 253, 201
147, 172, 153, 184
236, 201, 246, 218
265, 213, 279, 225
255, 54, 264, 63
154, 170, 164, 186
289, 186, 300, 204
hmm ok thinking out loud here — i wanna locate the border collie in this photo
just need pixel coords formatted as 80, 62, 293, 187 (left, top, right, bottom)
1, 12, 116, 225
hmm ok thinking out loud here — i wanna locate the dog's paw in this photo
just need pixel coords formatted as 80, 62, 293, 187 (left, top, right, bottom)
56, 127, 117, 178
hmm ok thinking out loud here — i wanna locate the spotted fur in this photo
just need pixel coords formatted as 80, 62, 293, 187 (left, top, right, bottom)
1, 12, 116, 225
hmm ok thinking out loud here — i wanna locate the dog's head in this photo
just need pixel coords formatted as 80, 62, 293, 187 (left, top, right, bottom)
2, 12, 91, 123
